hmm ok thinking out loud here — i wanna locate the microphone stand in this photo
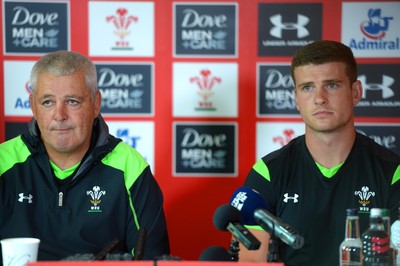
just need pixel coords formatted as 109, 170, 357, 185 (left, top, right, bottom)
228, 238, 239, 261
267, 225, 280, 262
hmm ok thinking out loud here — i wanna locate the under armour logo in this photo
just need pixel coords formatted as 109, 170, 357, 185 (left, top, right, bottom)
18, 193, 33, 203
358, 75, 395, 99
283, 193, 299, 203
270, 14, 309, 38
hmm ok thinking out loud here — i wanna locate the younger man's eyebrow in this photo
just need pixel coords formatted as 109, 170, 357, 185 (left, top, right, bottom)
323, 79, 342, 84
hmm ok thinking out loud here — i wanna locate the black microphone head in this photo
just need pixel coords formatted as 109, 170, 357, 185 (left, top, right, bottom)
199, 246, 231, 261
213, 204, 241, 231
230, 186, 269, 225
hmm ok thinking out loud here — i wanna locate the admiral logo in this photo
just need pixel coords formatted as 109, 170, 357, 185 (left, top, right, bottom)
190, 69, 221, 111
258, 64, 297, 116
96, 63, 153, 115
355, 64, 400, 117
4, 60, 35, 116
174, 3, 237, 57
360, 8, 392, 40
174, 123, 237, 176
3, 1, 69, 54
258, 3, 322, 56
14, 81, 31, 110
351, 8, 398, 51
106, 8, 138, 50
342, 2, 400, 57
356, 125, 400, 156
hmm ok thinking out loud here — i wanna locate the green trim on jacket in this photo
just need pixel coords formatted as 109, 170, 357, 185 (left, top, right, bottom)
101, 141, 149, 231
253, 159, 271, 182
0, 136, 31, 176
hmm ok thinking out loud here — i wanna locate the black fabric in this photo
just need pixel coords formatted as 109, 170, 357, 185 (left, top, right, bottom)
244, 133, 400, 266
0, 116, 170, 261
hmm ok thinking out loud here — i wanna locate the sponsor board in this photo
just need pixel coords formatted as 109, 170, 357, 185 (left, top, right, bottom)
356, 124, 400, 156
256, 122, 305, 160
356, 64, 400, 117
173, 62, 238, 117
88, 1, 154, 57
3, 0, 69, 55
258, 3, 322, 56
342, 2, 400, 58
173, 122, 237, 176
173, 3, 238, 57
96, 63, 154, 115
257, 63, 298, 117
4, 60, 35, 116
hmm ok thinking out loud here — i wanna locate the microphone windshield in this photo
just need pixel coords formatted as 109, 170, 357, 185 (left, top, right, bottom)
213, 204, 241, 231
229, 186, 269, 225
199, 246, 231, 261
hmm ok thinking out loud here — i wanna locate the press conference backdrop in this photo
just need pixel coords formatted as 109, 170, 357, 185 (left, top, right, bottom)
1, 0, 399, 260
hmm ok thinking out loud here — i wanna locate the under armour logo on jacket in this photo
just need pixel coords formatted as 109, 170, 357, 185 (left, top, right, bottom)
283, 193, 299, 203
18, 193, 33, 203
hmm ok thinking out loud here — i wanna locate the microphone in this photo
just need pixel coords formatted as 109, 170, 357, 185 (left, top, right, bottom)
213, 204, 261, 250
230, 186, 304, 249
199, 246, 231, 261
93, 238, 123, 260
133, 227, 147, 260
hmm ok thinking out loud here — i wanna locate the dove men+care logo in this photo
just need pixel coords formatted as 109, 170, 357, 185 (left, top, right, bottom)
96, 63, 153, 115
174, 123, 237, 176
355, 64, 400, 118
258, 3, 322, 56
3, 1, 69, 54
356, 125, 400, 157
174, 3, 237, 57
257, 64, 297, 116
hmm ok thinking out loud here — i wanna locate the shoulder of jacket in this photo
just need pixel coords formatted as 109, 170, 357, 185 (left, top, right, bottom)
262, 135, 304, 163
101, 141, 149, 174
0, 135, 31, 175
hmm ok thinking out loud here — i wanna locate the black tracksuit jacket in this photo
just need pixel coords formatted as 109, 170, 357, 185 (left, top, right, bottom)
0, 116, 170, 261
